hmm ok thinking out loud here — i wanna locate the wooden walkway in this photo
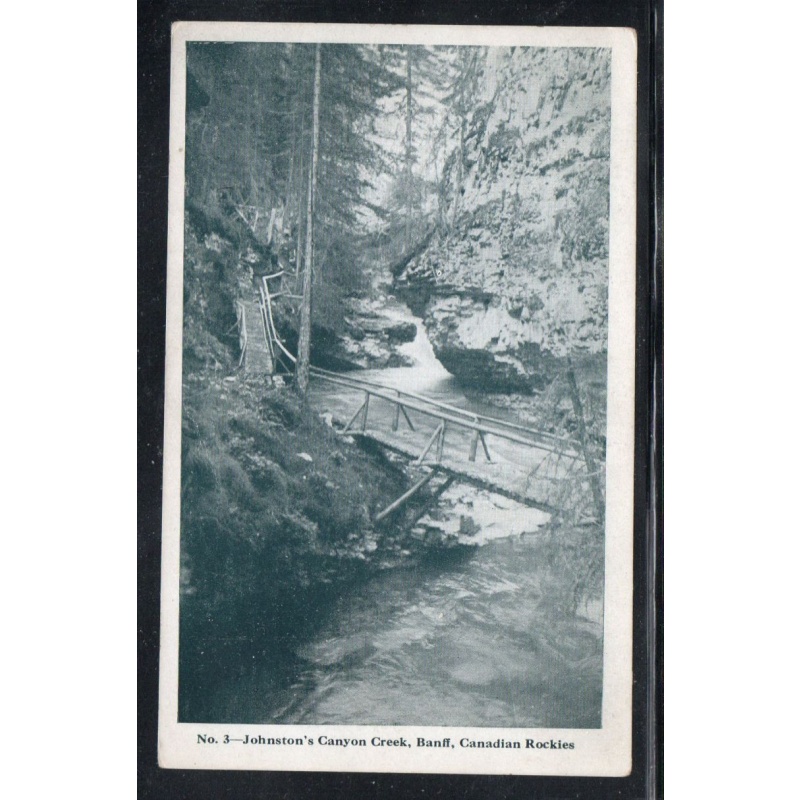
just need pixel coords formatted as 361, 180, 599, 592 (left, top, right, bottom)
242, 270, 602, 519
237, 293, 273, 375
308, 368, 598, 516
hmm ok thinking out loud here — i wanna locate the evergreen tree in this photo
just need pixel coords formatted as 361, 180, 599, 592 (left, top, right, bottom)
299, 43, 404, 326
374, 45, 451, 252
185, 42, 405, 342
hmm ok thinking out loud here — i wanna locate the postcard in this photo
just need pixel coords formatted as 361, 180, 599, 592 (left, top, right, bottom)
158, 21, 637, 776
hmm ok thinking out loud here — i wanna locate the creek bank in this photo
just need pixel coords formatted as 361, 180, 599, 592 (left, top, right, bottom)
177, 375, 463, 721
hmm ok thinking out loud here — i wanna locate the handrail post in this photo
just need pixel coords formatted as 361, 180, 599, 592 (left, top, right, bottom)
479, 431, 492, 462
361, 391, 370, 432
415, 422, 444, 466
436, 419, 446, 463
469, 427, 479, 462
343, 397, 367, 433
392, 390, 401, 432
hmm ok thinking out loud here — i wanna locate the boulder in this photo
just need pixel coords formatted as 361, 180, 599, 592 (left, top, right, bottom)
385, 322, 417, 344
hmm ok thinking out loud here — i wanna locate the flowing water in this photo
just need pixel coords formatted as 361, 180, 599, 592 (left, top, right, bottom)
196, 539, 603, 728
182, 305, 603, 728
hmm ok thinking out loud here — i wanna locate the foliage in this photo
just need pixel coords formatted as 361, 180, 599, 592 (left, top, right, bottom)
180, 372, 409, 636
186, 43, 399, 339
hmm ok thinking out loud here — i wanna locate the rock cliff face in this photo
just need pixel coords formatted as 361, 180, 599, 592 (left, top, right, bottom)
399, 47, 611, 391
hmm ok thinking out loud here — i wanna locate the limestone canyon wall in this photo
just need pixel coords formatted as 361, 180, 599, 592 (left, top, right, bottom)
399, 47, 611, 390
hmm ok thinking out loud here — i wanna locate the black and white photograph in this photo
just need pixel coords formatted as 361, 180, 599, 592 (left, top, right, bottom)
158, 22, 637, 776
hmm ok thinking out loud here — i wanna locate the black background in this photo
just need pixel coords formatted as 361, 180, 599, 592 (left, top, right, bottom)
138, 1, 663, 797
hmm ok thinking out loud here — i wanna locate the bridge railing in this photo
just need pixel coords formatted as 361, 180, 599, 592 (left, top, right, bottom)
259, 274, 297, 371
308, 365, 585, 461
257, 272, 589, 465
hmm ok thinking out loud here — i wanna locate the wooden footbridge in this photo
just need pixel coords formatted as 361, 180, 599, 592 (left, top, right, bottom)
237, 271, 603, 522
307, 366, 600, 519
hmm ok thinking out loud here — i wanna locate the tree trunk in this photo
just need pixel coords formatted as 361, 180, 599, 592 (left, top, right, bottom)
296, 43, 321, 397
294, 94, 307, 289
284, 76, 297, 218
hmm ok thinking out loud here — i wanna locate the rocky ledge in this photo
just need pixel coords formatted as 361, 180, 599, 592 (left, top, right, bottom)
336, 297, 417, 370
273, 294, 417, 372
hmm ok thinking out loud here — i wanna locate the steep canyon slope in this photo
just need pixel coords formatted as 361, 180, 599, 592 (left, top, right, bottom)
399, 47, 611, 391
